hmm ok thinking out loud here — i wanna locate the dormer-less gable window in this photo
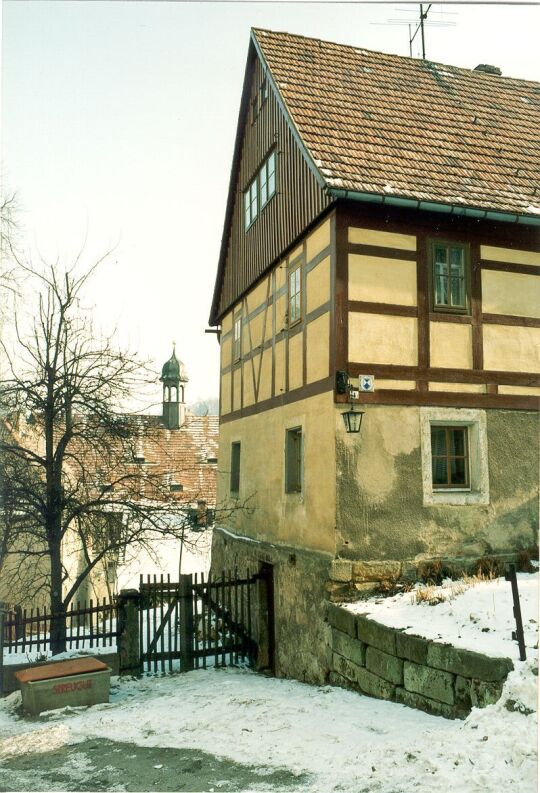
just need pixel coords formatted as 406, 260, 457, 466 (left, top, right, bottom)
251, 77, 268, 124
244, 179, 258, 229
244, 150, 276, 230
260, 151, 275, 208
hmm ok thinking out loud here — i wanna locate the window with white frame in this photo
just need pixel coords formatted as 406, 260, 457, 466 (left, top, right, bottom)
233, 313, 242, 361
244, 179, 258, 229
244, 150, 276, 230
288, 264, 302, 325
420, 408, 489, 506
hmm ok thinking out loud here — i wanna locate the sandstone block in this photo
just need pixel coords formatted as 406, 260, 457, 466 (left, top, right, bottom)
454, 675, 472, 710
325, 603, 356, 637
404, 660, 455, 705
356, 615, 397, 655
356, 667, 396, 701
328, 671, 355, 692
332, 628, 366, 667
332, 652, 362, 685
330, 559, 353, 583
470, 679, 504, 708
395, 687, 466, 720
352, 560, 402, 582
395, 632, 430, 665
366, 646, 403, 685
427, 643, 513, 682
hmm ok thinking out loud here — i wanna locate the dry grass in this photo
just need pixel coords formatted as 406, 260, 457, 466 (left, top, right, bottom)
412, 573, 493, 606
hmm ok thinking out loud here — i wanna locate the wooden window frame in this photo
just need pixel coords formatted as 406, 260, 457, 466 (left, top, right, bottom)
288, 262, 302, 327
230, 441, 241, 494
285, 427, 303, 494
431, 425, 470, 490
243, 149, 277, 231
260, 151, 276, 210
232, 313, 242, 362
428, 239, 471, 315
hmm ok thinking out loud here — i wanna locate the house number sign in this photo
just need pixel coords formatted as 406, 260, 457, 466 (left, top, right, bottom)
359, 375, 375, 393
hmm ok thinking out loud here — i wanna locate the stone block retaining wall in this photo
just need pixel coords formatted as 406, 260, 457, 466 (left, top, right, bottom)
326, 603, 513, 719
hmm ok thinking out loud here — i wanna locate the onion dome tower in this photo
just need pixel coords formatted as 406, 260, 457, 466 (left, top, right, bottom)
160, 344, 188, 429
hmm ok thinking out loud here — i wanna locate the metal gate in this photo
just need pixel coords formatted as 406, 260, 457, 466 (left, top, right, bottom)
139, 570, 259, 673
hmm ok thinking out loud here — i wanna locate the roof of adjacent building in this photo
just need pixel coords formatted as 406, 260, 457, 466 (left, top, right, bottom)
253, 28, 540, 219
130, 414, 218, 505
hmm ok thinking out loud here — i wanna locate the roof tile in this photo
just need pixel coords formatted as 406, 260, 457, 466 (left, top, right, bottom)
254, 28, 540, 217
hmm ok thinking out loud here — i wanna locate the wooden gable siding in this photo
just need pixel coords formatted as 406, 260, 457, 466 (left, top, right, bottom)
216, 54, 331, 321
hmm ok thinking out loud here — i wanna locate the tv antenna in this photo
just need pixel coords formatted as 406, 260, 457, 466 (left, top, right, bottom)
372, 5, 457, 60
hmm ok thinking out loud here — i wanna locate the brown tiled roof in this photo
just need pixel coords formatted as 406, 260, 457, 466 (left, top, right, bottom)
254, 28, 540, 219
131, 414, 219, 505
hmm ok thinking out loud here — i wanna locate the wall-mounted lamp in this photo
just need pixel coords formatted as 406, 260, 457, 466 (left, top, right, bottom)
342, 404, 364, 434
336, 371, 365, 434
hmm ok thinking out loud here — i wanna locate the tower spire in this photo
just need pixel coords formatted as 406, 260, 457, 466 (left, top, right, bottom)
160, 345, 188, 429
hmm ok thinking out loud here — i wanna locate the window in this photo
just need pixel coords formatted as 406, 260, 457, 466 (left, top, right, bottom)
285, 427, 302, 493
251, 78, 268, 123
260, 78, 268, 105
170, 483, 183, 492
420, 408, 489, 506
233, 313, 242, 361
244, 150, 276, 230
244, 179, 258, 229
230, 442, 241, 493
288, 265, 302, 325
430, 241, 470, 312
260, 152, 275, 209
251, 96, 259, 123
431, 426, 469, 489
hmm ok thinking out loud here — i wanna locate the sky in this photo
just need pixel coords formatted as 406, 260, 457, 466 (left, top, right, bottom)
2, 0, 539, 408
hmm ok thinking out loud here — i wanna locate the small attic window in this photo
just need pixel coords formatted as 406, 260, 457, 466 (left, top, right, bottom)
170, 483, 183, 492
207, 457, 218, 464
251, 78, 268, 123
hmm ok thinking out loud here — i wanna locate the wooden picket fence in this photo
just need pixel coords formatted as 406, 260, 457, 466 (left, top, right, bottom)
139, 570, 259, 673
1, 598, 118, 656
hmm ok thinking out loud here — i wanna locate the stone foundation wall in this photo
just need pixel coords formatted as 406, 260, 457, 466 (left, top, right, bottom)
326, 603, 513, 719
327, 554, 524, 601
211, 528, 332, 684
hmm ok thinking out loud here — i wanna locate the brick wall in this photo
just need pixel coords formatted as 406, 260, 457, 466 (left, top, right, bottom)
326, 603, 513, 719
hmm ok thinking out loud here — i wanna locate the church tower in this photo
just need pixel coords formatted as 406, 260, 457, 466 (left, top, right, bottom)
160, 345, 188, 430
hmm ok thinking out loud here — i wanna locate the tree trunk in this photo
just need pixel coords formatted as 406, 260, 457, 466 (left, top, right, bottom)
49, 540, 67, 655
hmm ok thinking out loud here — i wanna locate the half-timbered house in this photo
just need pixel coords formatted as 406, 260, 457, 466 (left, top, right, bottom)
209, 28, 540, 681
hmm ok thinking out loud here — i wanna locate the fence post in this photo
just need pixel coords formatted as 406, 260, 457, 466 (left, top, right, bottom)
117, 589, 140, 675
14, 606, 23, 643
179, 574, 194, 672
0, 602, 5, 695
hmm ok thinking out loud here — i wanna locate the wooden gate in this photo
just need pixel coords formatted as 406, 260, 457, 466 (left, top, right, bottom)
139, 570, 259, 673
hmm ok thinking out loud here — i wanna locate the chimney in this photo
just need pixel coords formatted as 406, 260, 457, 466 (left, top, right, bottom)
474, 64, 502, 76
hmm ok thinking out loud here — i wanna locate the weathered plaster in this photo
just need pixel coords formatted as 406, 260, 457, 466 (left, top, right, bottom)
420, 407, 489, 506
336, 406, 538, 563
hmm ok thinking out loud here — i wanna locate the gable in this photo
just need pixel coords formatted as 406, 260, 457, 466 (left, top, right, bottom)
209, 39, 331, 326
254, 28, 540, 222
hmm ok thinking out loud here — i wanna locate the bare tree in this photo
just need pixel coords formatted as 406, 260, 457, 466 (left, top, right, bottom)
0, 258, 223, 653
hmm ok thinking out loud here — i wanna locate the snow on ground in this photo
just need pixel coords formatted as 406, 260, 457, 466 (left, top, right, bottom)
0, 661, 536, 792
0, 573, 536, 791
345, 572, 539, 660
